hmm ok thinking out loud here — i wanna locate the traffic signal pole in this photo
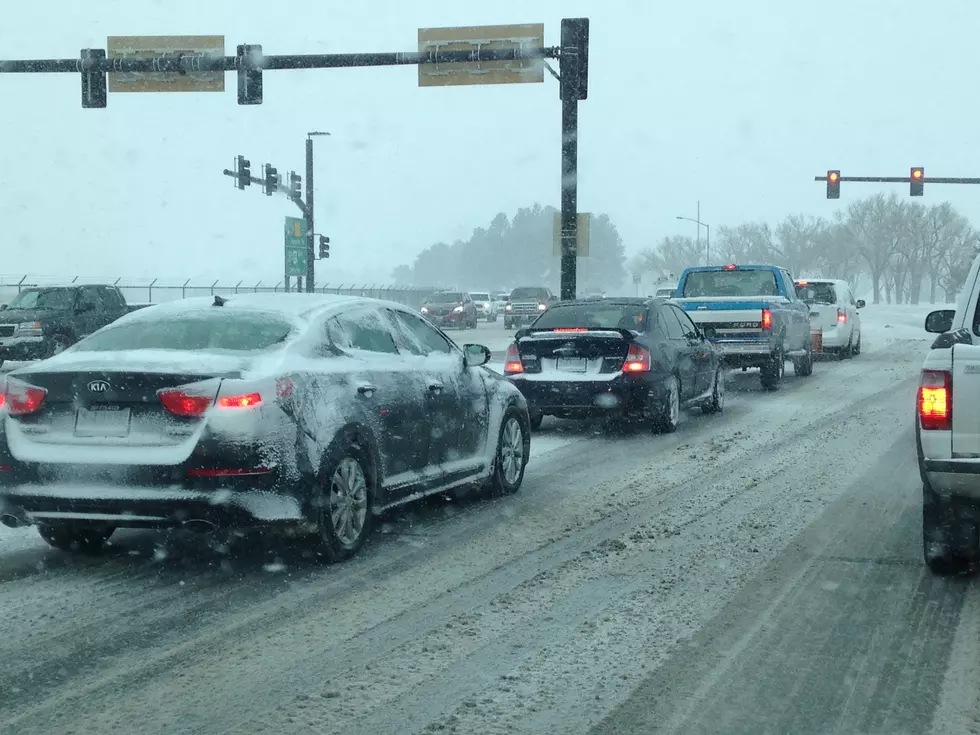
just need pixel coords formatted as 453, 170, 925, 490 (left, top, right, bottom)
815, 167, 980, 198
1, 24, 589, 298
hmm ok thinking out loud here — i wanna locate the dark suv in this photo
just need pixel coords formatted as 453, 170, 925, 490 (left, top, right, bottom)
504, 286, 556, 329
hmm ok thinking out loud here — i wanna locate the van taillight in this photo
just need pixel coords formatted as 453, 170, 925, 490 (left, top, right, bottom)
504, 343, 524, 374
624, 344, 651, 372
919, 369, 952, 430
761, 308, 773, 330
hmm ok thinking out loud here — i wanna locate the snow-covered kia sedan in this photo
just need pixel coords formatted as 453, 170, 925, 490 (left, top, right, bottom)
0, 294, 531, 560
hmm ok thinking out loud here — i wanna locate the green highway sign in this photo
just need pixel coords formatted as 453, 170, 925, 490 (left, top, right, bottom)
284, 216, 308, 277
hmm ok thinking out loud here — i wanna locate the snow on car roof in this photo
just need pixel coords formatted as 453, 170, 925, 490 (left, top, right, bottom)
112, 292, 401, 324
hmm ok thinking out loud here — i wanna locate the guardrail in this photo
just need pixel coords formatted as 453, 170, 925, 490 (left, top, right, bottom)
0, 276, 439, 309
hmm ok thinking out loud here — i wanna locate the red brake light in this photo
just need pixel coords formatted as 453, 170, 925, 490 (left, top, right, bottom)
919, 369, 952, 430
837, 309, 847, 324
217, 392, 263, 409
158, 390, 213, 417
796, 280, 808, 286
724, 264, 737, 271
761, 308, 773, 330
503, 343, 524, 374
2, 379, 47, 416
624, 344, 651, 372
553, 328, 588, 332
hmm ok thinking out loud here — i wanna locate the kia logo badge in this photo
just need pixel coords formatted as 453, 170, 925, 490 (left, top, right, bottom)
87, 380, 110, 393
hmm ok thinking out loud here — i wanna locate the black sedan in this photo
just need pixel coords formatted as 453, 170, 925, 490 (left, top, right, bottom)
503, 297, 725, 431
0, 293, 531, 561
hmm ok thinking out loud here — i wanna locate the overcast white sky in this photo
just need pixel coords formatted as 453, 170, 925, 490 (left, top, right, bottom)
1, 1, 978, 289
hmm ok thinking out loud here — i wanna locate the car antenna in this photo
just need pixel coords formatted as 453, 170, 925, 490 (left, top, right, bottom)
213, 295, 227, 307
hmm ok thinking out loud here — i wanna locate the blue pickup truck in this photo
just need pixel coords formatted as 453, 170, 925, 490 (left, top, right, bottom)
671, 264, 813, 390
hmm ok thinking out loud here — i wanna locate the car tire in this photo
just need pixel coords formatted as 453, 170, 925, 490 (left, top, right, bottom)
841, 336, 853, 360
922, 482, 977, 575
652, 375, 681, 433
852, 332, 861, 356
314, 444, 375, 562
488, 407, 529, 495
793, 341, 814, 377
38, 522, 114, 554
529, 411, 544, 430
703, 368, 725, 414
760, 348, 784, 391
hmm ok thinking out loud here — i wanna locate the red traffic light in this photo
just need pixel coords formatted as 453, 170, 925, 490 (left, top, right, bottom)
826, 170, 841, 199
910, 167, 924, 196
828, 171, 839, 182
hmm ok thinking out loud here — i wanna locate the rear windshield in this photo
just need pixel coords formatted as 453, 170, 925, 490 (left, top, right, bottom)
511, 287, 550, 300
7, 288, 75, 310
795, 282, 837, 305
532, 303, 647, 331
426, 292, 463, 303
469, 292, 490, 301
73, 311, 295, 353
681, 270, 779, 298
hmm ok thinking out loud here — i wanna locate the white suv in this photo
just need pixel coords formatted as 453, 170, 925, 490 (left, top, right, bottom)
794, 278, 865, 358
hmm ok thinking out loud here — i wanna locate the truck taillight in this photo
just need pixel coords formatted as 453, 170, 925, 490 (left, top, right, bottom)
837, 308, 847, 324
919, 369, 952, 431
761, 308, 773, 330
624, 344, 651, 372
504, 343, 524, 374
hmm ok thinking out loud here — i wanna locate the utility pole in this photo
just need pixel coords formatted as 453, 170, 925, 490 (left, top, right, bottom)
558, 18, 589, 301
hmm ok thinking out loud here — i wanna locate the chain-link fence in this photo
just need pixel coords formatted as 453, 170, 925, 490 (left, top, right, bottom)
0, 275, 439, 310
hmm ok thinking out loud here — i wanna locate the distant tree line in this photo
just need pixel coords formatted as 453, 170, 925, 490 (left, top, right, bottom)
391, 204, 628, 293
633, 193, 979, 304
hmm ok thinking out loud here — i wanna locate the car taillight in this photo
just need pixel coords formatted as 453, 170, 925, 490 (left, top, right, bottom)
159, 390, 213, 417
2, 379, 47, 416
919, 369, 952, 430
837, 308, 847, 324
217, 392, 263, 409
504, 343, 524, 374
761, 308, 773, 330
624, 344, 651, 372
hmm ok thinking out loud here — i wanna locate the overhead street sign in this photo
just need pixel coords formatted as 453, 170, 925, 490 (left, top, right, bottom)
106, 35, 225, 93
284, 216, 308, 277
418, 23, 545, 87
552, 212, 591, 257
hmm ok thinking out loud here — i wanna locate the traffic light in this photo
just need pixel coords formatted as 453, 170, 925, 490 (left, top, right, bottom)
910, 167, 924, 196
319, 235, 330, 259
236, 156, 251, 190
264, 164, 278, 196
826, 170, 840, 199
80, 49, 107, 109
560, 18, 590, 101
290, 172, 302, 200
237, 44, 263, 105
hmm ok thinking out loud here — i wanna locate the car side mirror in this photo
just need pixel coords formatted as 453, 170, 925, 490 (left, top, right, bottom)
925, 309, 955, 334
856, 299, 866, 309
463, 343, 492, 367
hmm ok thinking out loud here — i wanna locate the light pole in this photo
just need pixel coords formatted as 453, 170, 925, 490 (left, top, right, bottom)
676, 201, 711, 265
305, 131, 330, 292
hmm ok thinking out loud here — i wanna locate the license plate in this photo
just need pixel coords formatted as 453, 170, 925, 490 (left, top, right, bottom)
75, 407, 131, 437
557, 357, 587, 373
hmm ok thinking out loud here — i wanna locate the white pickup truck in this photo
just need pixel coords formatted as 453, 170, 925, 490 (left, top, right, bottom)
918, 257, 980, 574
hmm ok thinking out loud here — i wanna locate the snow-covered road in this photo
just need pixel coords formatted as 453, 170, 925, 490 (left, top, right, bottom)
1, 305, 978, 734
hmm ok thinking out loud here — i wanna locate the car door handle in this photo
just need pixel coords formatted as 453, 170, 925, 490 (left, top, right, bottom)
357, 384, 377, 395
428, 381, 444, 392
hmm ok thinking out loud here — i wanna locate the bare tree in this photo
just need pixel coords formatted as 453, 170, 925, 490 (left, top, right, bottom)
839, 193, 905, 304
715, 222, 774, 264
772, 214, 824, 277
636, 235, 703, 280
